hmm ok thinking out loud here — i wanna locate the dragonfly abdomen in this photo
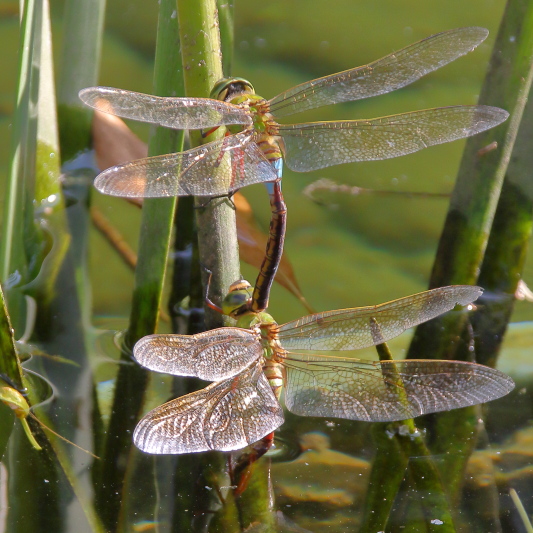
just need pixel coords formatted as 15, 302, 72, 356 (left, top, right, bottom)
263, 359, 284, 401
255, 132, 283, 164
252, 170, 287, 312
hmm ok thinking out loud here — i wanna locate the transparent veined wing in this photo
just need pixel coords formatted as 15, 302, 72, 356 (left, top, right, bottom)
279, 106, 509, 172
278, 285, 482, 351
133, 328, 262, 381
283, 356, 515, 421
133, 363, 284, 454
268, 27, 488, 118
79, 87, 252, 129
93, 131, 279, 197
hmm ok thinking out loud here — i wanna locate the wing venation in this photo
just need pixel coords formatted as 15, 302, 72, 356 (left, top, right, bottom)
134, 328, 262, 381
133, 363, 284, 454
279, 285, 483, 351
284, 358, 514, 421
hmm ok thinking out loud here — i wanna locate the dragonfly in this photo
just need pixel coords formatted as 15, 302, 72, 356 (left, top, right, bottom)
131, 284, 514, 454
79, 26, 508, 201
80, 27, 508, 311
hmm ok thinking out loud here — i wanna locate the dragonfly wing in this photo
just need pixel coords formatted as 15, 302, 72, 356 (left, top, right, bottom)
268, 27, 488, 118
93, 132, 279, 197
279, 285, 482, 351
280, 106, 508, 172
284, 357, 514, 421
79, 87, 252, 129
134, 328, 263, 381
133, 363, 284, 454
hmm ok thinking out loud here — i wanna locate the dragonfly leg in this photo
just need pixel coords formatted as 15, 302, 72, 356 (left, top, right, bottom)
194, 192, 236, 211
201, 264, 224, 314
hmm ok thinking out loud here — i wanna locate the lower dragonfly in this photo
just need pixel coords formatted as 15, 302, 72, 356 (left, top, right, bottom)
131, 284, 514, 455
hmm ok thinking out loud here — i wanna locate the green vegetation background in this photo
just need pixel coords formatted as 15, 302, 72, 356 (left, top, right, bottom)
2, 0, 531, 330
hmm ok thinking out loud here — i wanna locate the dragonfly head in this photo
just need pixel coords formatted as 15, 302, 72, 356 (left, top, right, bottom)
211, 77, 255, 102
222, 280, 254, 317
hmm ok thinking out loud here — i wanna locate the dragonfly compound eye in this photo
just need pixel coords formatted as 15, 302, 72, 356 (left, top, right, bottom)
222, 282, 253, 317
211, 77, 255, 102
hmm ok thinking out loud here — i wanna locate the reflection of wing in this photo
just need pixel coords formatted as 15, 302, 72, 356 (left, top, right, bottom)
79, 87, 252, 129
268, 27, 488, 118
93, 132, 278, 197
283, 357, 514, 422
279, 106, 508, 172
278, 285, 482, 351
133, 363, 284, 454
134, 328, 262, 381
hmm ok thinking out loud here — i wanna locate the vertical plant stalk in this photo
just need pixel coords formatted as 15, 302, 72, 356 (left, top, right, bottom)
177, 0, 241, 330
0, 287, 24, 391
217, 0, 234, 75
409, 1, 533, 357
52, 0, 106, 431
360, 342, 455, 532
3, 0, 104, 530
168, 2, 243, 531
29, 0, 70, 318
123, 0, 187, 530
55, 0, 106, 339
360, 425, 409, 533
164, 0, 234, 335
407, 0, 533, 510
472, 82, 533, 367
53, 2, 109, 530
0, 0, 36, 284
234, 459, 277, 531
0, 281, 23, 458
57, 0, 106, 160
95, 0, 185, 530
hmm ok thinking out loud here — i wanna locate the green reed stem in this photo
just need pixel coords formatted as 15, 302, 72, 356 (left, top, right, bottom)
0, 0, 36, 286
56, 1, 108, 529
95, 0, 184, 529
472, 73, 533, 368
361, 341, 455, 532
0, 281, 23, 460
0, 287, 24, 391
408, 0, 533, 359
218, 0, 234, 75
177, 0, 241, 330
28, 0, 70, 318
406, 0, 533, 513
57, 0, 106, 160
161, 2, 243, 531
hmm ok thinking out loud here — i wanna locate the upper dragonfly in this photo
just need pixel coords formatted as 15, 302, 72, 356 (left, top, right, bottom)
80, 27, 508, 199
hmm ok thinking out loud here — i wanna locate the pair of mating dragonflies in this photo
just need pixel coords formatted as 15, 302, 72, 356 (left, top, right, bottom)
81, 27, 513, 454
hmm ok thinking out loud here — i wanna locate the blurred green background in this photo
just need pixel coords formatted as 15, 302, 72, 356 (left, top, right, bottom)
3, 0, 531, 335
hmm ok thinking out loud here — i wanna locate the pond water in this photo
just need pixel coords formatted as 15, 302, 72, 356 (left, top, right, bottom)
1, 0, 532, 532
